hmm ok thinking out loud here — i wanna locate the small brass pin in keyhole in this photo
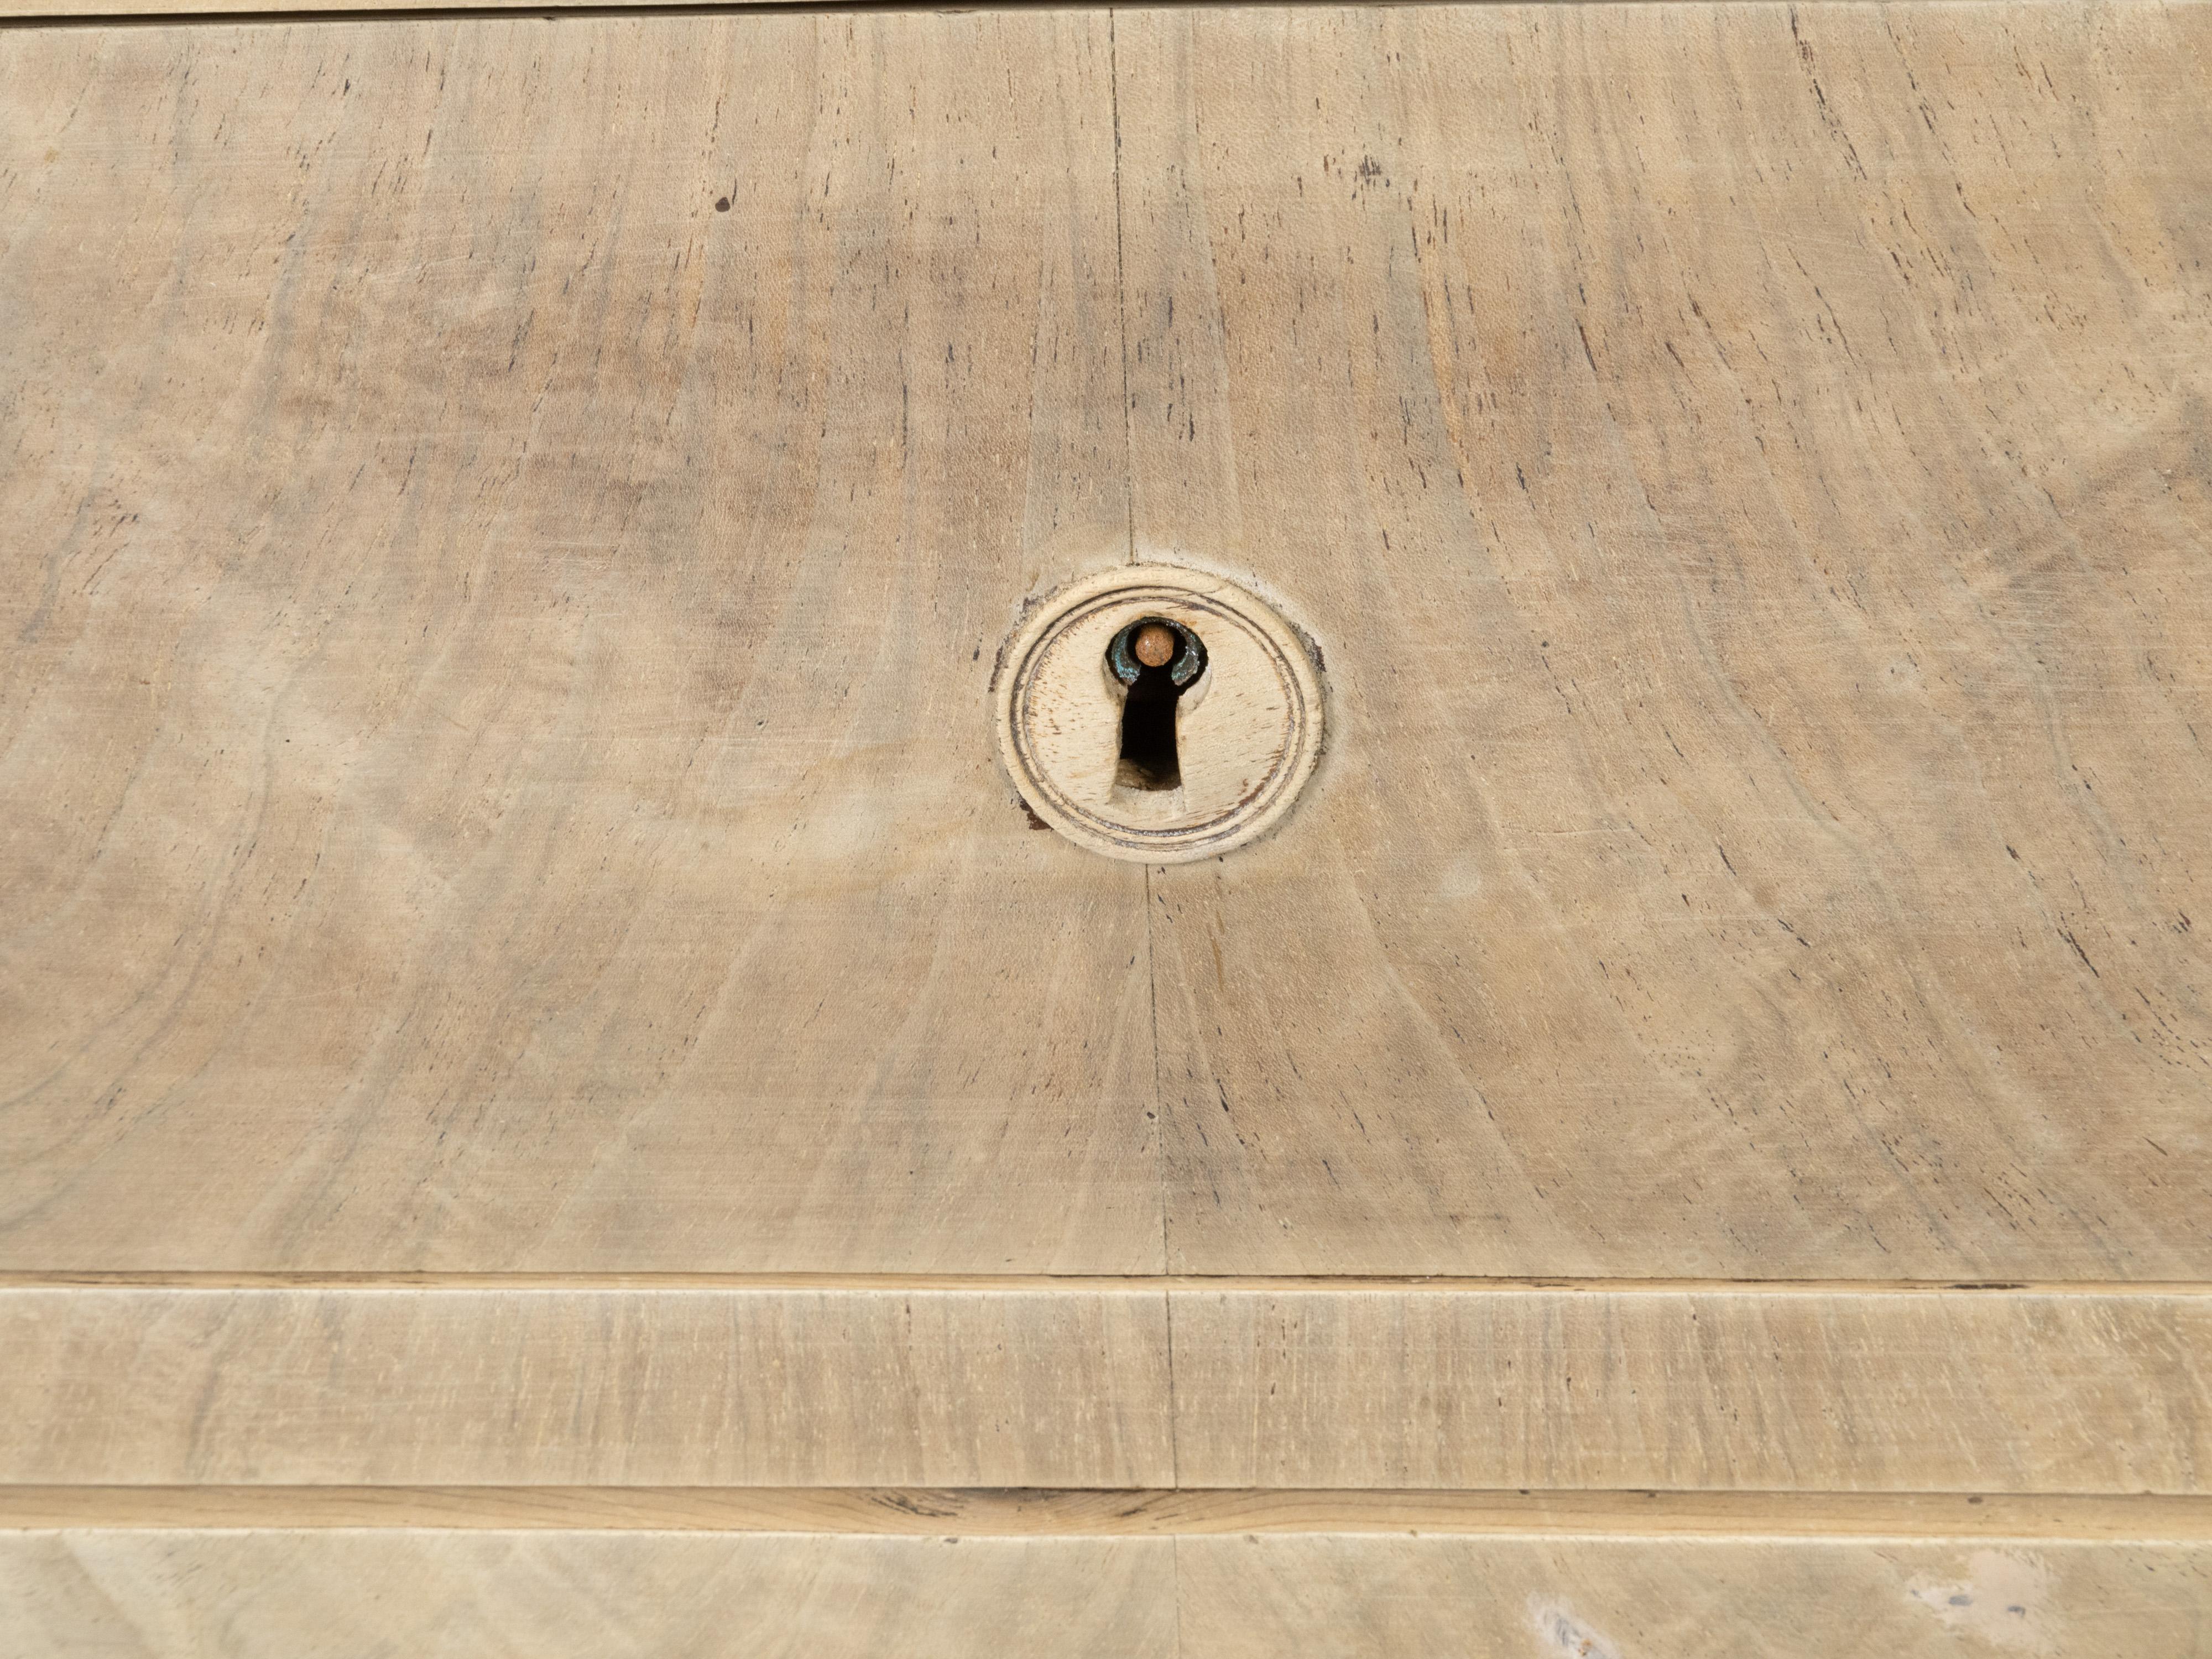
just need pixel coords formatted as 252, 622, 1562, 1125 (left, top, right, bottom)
1107, 617, 1207, 792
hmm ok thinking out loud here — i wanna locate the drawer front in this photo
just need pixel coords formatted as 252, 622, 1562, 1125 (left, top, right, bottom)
4, 5, 2209, 1652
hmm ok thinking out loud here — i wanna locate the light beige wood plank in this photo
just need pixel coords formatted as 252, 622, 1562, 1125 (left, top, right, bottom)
6, 1271, 2205, 1292
6, 4, 2210, 1287
1115, 2, 2212, 1277
1, 0, 774, 13
1168, 1286, 2212, 1492
0, 1531, 2204, 1658
7, 1486, 2212, 1540
0, 1533, 1180, 1659
1173, 1536, 2212, 1658
0, 1287, 1177, 1486
4, 1284, 2204, 1492
0, 15, 1161, 1274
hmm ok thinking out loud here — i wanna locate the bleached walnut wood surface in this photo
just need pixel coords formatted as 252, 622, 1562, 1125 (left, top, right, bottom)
0, 1285, 1180, 1488
5, 4, 2208, 1280
3, 3, 2210, 1646
2, 1282, 2204, 1492
3, 1532, 2206, 1658
8, 1486, 2208, 1536
0, 12, 1160, 1275
1115, 1, 2212, 1277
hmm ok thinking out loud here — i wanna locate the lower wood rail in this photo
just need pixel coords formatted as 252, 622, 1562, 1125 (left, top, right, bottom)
4, 1281, 2204, 1493
4, 1487, 2211, 1540
11, 1285, 2202, 1646
3, 1525, 2205, 1656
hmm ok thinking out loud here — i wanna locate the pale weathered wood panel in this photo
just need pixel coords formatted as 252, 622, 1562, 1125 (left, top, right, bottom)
0, 16, 1161, 1274
4, 1285, 2203, 1491
2, 0, 768, 13
1, 1531, 2204, 1658
0, 1287, 1177, 1486
5, 6, 2210, 1638
1116, 2, 2212, 1276
0, 1533, 1180, 1659
1168, 1287, 2212, 1492
5, 4, 2209, 1284
8, 1485, 2211, 1538
1173, 1535, 2212, 1658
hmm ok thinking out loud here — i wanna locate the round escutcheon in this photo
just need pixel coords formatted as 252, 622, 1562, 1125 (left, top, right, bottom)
995, 565, 1324, 863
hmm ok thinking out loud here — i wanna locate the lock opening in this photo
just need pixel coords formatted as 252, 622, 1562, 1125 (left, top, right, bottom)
1107, 617, 1207, 792
997, 564, 1323, 863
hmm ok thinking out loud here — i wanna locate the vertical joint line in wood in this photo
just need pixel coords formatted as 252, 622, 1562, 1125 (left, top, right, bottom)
1146, 863, 1167, 1273
1162, 1280, 1180, 1489
1107, 8, 1135, 565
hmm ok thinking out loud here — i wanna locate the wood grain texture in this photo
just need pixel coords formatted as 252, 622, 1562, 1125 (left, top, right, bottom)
0, 0, 760, 14
1116, 1, 2212, 1277
1, 1531, 2205, 1658
0, 1533, 1180, 1659
0, 13, 1163, 1275
6, 4, 2211, 1637
1166, 1286, 2212, 1493
1171, 1536, 2212, 1658
0, 1286, 1176, 1486
9, 1486, 2212, 1538
3, 1285, 2203, 1491
9, 4, 2209, 1282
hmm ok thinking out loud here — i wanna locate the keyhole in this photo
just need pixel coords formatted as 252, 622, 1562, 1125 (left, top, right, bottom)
1108, 618, 1206, 792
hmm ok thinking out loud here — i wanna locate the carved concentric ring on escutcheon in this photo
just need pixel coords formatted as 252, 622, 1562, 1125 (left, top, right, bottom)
995, 565, 1325, 863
